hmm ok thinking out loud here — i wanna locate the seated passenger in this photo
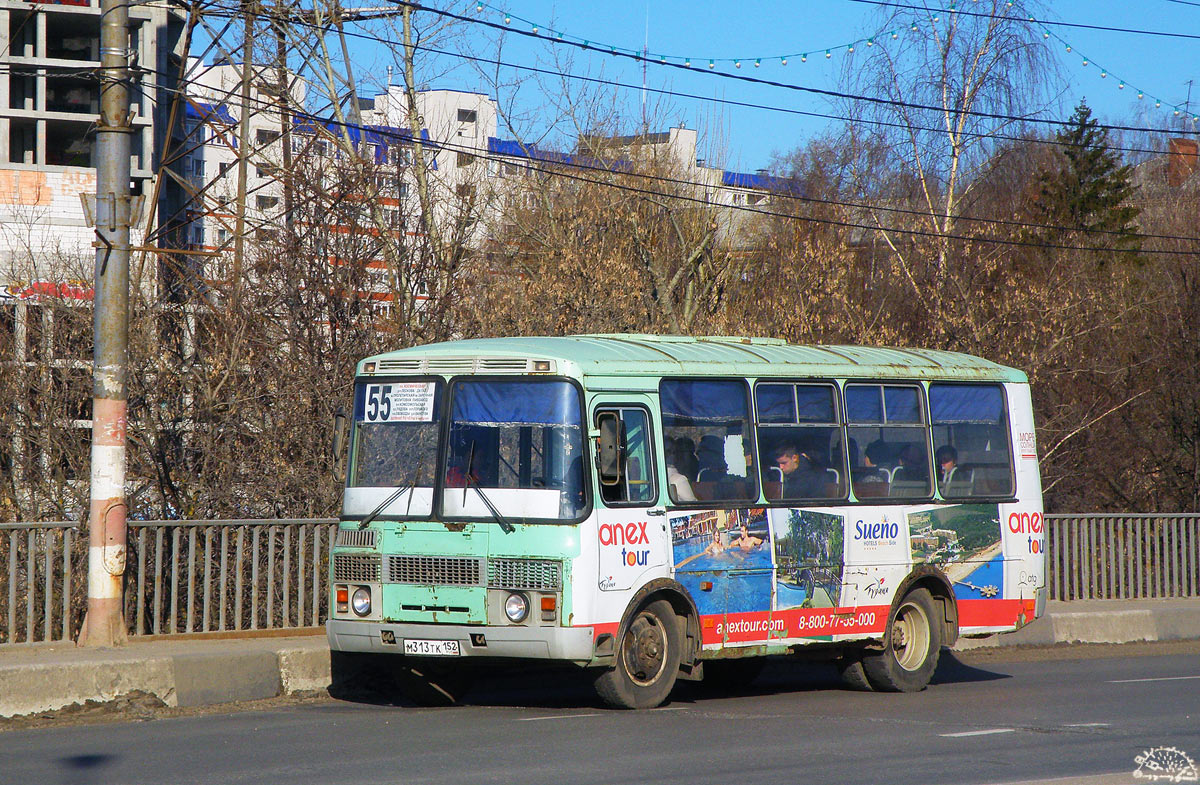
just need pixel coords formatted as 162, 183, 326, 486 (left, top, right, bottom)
666, 438, 698, 503
675, 436, 699, 482
935, 444, 958, 493
892, 444, 930, 485
774, 442, 826, 499
853, 440, 888, 486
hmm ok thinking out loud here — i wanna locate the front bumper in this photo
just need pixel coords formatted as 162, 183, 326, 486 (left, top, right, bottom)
326, 619, 596, 663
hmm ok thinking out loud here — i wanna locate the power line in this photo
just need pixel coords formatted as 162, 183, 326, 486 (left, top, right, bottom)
845, 0, 1200, 41
385, 0, 1200, 137
201, 0, 1195, 161
156, 64, 1200, 254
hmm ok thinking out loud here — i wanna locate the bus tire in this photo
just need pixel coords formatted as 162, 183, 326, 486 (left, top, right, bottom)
862, 588, 941, 693
594, 599, 682, 709
836, 652, 874, 691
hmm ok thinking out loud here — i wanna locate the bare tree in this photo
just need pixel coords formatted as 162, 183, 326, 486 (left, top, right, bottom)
843, 1, 1060, 288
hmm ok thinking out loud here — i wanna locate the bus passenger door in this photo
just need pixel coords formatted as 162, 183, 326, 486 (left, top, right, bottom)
591, 401, 670, 595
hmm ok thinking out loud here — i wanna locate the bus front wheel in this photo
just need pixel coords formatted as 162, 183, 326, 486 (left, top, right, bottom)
594, 599, 682, 709
861, 588, 942, 692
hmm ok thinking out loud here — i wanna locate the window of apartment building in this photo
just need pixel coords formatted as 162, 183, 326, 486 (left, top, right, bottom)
456, 151, 475, 168
748, 193, 767, 206
455, 183, 476, 200
191, 157, 205, 177
362, 143, 376, 161
457, 108, 478, 137
256, 129, 281, 146
256, 195, 279, 210
219, 161, 232, 177
387, 146, 411, 166
217, 228, 230, 244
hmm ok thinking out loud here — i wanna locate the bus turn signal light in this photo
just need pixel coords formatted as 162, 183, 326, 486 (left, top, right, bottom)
336, 586, 348, 613
541, 596, 556, 622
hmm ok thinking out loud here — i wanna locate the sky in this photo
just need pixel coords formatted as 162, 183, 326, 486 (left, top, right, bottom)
346, 0, 1200, 173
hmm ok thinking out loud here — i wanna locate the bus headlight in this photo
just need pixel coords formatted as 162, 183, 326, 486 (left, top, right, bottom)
504, 592, 529, 623
351, 586, 372, 617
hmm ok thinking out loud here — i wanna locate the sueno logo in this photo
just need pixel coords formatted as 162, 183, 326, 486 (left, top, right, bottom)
854, 518, 900, 541
1008, 511, 1045, 554
599, 522, 651, 567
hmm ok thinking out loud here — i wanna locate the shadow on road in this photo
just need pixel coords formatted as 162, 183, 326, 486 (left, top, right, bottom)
328, 648, 1010, 711
930, 649, 1012, 686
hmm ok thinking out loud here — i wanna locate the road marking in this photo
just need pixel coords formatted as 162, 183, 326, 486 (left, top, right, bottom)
941, 728, 1016, 738
980, 774, 1139, 785
1108, 675, 1200, 683
1063, 722, 1110, 728
517, 713, 602, 722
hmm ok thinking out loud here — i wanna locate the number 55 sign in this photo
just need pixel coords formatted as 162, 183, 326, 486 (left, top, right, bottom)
362, 382, 436, 423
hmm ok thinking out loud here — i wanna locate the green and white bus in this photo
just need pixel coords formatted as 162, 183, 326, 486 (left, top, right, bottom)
327, 335, 1046, 708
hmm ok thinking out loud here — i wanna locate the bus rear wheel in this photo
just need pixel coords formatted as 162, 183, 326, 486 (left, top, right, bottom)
594, 599, 682, 709
862, 588, 942, 693
836, 652, 874, 691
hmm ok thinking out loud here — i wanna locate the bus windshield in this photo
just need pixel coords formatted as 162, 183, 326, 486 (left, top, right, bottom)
345, 378, 443, 520
444, 379, 587, 522
344, 376, 587, 523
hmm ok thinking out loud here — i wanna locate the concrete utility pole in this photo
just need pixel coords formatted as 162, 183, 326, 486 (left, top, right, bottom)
233, 0, 255, 299
79, 0, 133, 647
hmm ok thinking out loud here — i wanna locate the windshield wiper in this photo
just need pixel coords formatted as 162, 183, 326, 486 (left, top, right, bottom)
463, 440, 515, 534
357, 470, 420, 530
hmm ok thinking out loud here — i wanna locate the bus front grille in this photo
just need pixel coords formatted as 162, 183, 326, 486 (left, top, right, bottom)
334, 528, 378, 549
332, 554, 381, 583
385, 555, 483, 586
487, 558, 562, 591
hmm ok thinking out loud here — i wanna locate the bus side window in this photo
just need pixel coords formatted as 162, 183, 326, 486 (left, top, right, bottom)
596, 407, 659, 506
929, 383, 1014, 498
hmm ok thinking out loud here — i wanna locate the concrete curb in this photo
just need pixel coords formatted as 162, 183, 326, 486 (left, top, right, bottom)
0, 635, 330, 719
2, 599, 1198, 719
953, 599, 1200, 650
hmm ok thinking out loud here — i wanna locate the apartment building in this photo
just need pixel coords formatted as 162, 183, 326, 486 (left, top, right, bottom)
0, 0, 185, 518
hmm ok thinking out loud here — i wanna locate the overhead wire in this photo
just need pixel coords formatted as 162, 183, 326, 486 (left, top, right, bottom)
382, 0, 1198, 137
147, 58, 1200, 253
195, 0, 1196, 161
844, 0, 1200, 41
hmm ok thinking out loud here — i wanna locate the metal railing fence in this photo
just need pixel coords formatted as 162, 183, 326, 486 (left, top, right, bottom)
1045, 514, 1200, 601
2, 514, 1198, 646
1, 519, 336, 646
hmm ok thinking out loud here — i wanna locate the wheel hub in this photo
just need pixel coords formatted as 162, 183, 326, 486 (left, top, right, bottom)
624, 613, 667, 684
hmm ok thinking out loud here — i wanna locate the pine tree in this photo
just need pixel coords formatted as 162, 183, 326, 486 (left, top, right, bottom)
1032, 100, 1140, 254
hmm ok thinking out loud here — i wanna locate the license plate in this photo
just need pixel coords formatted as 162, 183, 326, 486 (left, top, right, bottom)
403, 638, 461, 657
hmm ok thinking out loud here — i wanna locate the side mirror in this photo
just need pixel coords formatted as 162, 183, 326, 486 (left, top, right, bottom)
596, 412, 623, 487
332, 408, 348, 461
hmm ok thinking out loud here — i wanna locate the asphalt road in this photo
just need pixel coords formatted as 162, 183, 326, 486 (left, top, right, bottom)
3, 642, 1198, 785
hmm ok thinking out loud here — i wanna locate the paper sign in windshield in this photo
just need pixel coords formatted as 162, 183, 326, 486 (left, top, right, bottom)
363, 382, 436, 422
